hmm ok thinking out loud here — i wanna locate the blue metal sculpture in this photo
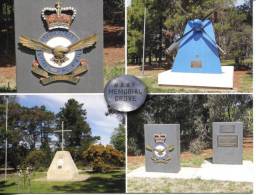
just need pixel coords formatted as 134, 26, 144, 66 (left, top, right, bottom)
166, 10, 225, 74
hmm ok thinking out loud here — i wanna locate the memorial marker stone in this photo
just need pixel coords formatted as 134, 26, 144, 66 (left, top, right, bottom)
144, 124, 180, 173
47, 151, 79, 181
213, 122, 243, 164
47, 122, 79, 181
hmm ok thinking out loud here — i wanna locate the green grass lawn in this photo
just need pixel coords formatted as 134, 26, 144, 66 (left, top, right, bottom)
181, 154, 207, 167
0, 170, 125, 193
104, 63, 125, 85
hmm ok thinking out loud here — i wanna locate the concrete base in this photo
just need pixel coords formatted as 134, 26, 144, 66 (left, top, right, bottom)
158, 66, 234, 89
47, 151, 79, 181
127, 160, 254, 182
199, 160, 254, 182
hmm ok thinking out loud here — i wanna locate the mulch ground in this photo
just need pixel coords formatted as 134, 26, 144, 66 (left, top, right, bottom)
104, 23, 125, 66
104, 23, 124, 48
104, 47, 124, 66
0, 66, 16, 89
233, 70, 251, 90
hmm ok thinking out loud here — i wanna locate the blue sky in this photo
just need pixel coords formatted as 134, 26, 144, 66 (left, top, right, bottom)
17, 95, 120, 145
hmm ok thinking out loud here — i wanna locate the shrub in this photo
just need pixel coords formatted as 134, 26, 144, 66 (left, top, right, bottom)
66, 147, 82, 162
24, 150, 49, 170
189, 138, 208, 155
83, 144, 125, 173
104, 65, 124, 81
92, 159, 112, 173
128, 137, 142, 155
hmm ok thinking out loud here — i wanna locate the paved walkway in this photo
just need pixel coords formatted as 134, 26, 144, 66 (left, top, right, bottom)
127, 160, 255, 182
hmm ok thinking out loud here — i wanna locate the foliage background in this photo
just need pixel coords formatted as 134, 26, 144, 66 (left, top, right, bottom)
0, 96, 125, 171
127, 94, 253, 155
128, 0, 252, 67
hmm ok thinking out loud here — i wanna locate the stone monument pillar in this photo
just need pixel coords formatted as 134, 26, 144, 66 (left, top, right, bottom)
144, 124, 180, 173
47, 122, 79, 181
47, 151, 79, 181
212, 122, 243, 164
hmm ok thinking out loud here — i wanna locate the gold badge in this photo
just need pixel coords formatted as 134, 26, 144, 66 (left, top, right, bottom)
146, 133, 175, 164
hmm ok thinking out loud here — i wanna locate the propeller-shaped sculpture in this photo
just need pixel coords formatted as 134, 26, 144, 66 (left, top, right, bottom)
165, 6, 226, 56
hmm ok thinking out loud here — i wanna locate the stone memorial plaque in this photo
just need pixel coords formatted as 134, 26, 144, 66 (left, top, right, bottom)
144, 124, 180, 173
217, 135, 238, 147
213, 122, 243, 164
219, 125, 235, 133
15, 0, 103, 93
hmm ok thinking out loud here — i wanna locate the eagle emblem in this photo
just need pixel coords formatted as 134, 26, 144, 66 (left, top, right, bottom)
146, 133, 174, 164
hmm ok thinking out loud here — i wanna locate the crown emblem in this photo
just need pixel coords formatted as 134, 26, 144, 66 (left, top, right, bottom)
41, 1, 77, 30
154, 133, 166, 143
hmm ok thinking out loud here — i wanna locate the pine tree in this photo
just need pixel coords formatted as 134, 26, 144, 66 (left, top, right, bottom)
56, 99, 99, 148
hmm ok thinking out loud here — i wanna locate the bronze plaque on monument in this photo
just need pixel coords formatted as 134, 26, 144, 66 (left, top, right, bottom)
191, 60, 202, 68
220, 125, 235, 133
217, 135, 238, 147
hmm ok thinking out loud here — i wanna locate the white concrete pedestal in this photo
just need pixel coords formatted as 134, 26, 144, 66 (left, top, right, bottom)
47, 151, 79, 181
158, 66, 234, 89
127, 160, 254, 182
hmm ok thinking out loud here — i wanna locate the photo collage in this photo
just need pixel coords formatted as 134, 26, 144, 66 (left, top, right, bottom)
0, 0, 254, 194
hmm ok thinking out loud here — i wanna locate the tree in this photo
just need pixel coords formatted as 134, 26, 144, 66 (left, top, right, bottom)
128, 0, 172, 65
111, 124, 125, 152
7, 105, 55, 155
0, 97, 55, 169
206, 95, 253, 133
56, 99, 95, 147
56, 99, 100, 161
104, 0, 124, 24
